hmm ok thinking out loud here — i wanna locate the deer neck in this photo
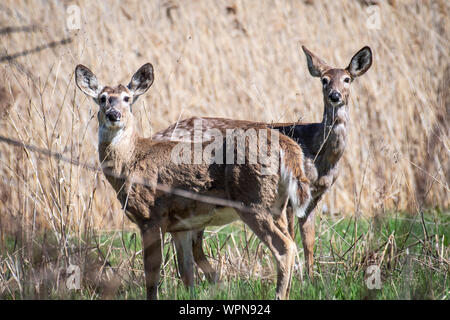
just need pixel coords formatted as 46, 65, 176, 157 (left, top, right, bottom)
98, 122, 138, 185
316, 99, 349, 166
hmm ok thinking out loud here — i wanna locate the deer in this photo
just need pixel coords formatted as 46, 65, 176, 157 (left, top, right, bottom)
153, 45, 373, 283
75, 63, 312, 299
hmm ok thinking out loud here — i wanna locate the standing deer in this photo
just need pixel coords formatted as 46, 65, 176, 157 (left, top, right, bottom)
75, 63, 311, 299
153, 45, 372, 282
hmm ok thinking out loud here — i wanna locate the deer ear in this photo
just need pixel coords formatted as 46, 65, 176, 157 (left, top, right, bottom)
346, 46, 372, 78
302, 46, 329, 77
75, 65, 103, 98
127, 63, 154, 98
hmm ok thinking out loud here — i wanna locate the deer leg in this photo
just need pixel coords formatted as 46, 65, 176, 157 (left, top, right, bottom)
272, 200, 296, 298
192, 229, 217, 283
172, 231, 195, 288
286, 207, 295, 241
282, 206, 295, 297
274, 197, 293, 241
141, 223, 164, 300
239, 211, 296, 300
299, 208, 316, 280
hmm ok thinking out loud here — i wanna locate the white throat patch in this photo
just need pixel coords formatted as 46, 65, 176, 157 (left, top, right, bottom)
99, 125, 127, 146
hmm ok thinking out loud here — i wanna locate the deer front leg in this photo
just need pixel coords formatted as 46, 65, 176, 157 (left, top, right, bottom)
286, 207, 295, 241
192, 229, 217, 283
299, 202, 317, 280
173, 230, 217, 286
141, 223, 164, 300
172, 231, 195, 288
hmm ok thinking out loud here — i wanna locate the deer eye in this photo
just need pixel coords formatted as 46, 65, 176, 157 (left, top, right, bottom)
321, 78, 329, 86
99, 96, 106, 104
123, 96, 130, 103
344, 77, 350, 83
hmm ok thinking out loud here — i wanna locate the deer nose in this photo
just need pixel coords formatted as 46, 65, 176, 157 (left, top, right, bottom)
106, 109, 121, 122
329, 91, 341, 103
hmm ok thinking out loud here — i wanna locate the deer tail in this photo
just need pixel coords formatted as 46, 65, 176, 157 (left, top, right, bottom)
280, 149, 311, 218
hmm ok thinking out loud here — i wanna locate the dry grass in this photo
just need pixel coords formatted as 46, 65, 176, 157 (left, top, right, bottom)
0, 0, 448, 300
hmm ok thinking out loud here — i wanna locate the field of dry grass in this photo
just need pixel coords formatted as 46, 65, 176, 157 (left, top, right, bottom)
0, 0, 448, 300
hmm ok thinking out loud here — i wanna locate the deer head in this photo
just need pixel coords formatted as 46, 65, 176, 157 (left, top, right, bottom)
75, 63, 154, 140
302, 46, 372, 108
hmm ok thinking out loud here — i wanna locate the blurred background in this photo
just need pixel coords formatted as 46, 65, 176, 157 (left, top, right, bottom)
0, 0, 448, 233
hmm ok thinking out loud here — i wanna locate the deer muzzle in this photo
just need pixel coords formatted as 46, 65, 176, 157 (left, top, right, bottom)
106, 109, 121, 122
328, 90, 342, 103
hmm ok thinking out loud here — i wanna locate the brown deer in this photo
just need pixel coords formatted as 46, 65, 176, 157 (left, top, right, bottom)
75, 63, 311, 299
153, 45, 372, 282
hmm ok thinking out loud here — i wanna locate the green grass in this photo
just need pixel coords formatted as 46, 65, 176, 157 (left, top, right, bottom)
1, 209, 449, 300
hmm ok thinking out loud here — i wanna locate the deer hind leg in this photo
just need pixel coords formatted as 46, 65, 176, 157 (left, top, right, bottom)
192, 229, 217, 283
239, 210, 296, 300
277, 205, 295, 297
172, 231, 195, 288
141, 223, 164, 300
299, 208, 316, 280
